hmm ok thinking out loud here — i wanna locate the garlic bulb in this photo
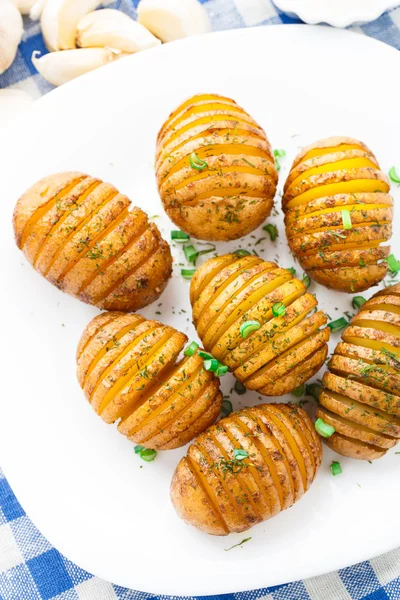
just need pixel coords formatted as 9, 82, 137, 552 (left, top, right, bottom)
76, 9, 161, 53
32, 47, 122, 86
0, 89, 33, 128
0, 0, 23, 75
40, 0, 102, 51
11, 0, 37, 14
137, 0, 211, 43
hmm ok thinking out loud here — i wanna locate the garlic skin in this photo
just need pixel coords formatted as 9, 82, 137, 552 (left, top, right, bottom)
0, 0, 23, 75
40, 0, 102, 51
137, 0, 211, 43
32, 47, 122, 86
0, 89, 34, 128
76, 9, 161, 53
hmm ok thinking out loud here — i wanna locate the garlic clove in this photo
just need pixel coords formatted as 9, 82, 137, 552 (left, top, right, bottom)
76, 9, 161, 53
11, 0, 38, 15
0, 0, 23, 75
40, 0, 103, 52
31, 47, 123, 87
137, 0, 211, 43
0, 89, 34, 128
29, 0, 46, 19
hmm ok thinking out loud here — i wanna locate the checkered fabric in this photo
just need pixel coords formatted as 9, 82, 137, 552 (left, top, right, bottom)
1, 0, 400, 598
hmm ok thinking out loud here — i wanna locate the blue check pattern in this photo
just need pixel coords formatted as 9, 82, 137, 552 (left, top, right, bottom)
1, 0, 400, 598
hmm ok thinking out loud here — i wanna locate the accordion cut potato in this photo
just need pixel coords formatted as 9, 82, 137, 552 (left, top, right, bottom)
317, 283, 400, 460
155, 93, 278, 241
282, 137, 393, 293
13, 172, 172, 311
77, 312, 223, 450
171, 403, 322, 535
190, 253, 330, 396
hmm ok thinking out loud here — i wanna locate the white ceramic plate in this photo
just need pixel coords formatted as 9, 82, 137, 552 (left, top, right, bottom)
273, 0, 399, 27
1, 25, 400, 596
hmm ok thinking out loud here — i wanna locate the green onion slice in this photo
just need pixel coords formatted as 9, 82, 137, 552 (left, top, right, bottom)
221, 399, 233, 418
328, 317, 348, 333
184, 341, 199, 356
216, 364, 229, 377
134, 445, 144, 454
134, 445, 157, 462
171, 230, 190, 242
386, 254, 400, 274
341, 209, 352, 230
274, 149, 286, 158
233, 448, 248, 460
272, 302, 286, 317
305, 383, 322, 402
234, 380, 247, 395
352, 296, 366, 310
287, 267, 296, 276
181, 268, 196, 279
315, 418, 335, 438
330, 461, 342, 476
240, 320, 261, 339
291, 384, 304, 397
233, 249, 251, 257
263, 223, 278, 241
189, 152, 208, 171
198, 350, 213, 360
302, 275, 311, 289
184, 244, 198, 264
389, 166, 400, 183
204, 358, 219, 373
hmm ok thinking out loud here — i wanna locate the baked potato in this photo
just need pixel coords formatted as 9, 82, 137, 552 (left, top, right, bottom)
282, 137, 392, 293
155, 93, 278, 241
316, 283, 400, 460
171, 403, 322, 535
190, 252, 330, 395
13, 172, 172, 311
77, 312, 223, 450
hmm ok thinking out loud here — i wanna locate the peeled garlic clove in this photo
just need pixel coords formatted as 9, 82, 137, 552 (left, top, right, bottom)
31, 47, 122, 87
40, 0, 102, 51
137, 0, 211, 43
76, 9, 161, 53
0, 0, 23, 75
0, 89, 34, 128
11, 0, 37, 14
29, 0, 46, 19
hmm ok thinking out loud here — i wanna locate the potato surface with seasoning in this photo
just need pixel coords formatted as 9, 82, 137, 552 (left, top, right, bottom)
190, 252, 330, 396
155, 93, 278, 241
77, 312, 223, 450
317, 283, 400, 460
282, 137, 392, 293
13, 172, 172, 311
171, 403, 322, 535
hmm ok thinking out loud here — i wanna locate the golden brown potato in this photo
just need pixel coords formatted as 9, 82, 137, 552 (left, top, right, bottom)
170, 403, 322, 535
316, 283, 400, 460
155, 93, 278, 241
13, 172, 172, 311
282, 137, 392, 293
190, 252, 330, 395
77, 312, 223, 450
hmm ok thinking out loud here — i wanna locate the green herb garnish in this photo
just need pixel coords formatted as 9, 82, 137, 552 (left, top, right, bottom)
315, 418, 335, 438
171, 230, 190, 242
389, 166, 400, 183
328, 317, 348, 333
386, 254, 400, 275
352, 296, 366, 310
292, 384, 304, 397
184, 341, 199, 356
233, 448, 249, 461
224, 537, 252, 551
272, 302, 286, 317
134, 445, 157, 462
234, 380, 247, 395
263, 223, 278, 241
221, 399, 233, 418
240, 320, 261, 339
274, 148, 286, 171
189, 152, 208, 171
181, 268, 196, 279
330, 461, 342, 476
341, 209, 352, 230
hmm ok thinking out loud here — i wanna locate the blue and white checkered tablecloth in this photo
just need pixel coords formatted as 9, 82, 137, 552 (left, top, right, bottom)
2, 1, 400, 598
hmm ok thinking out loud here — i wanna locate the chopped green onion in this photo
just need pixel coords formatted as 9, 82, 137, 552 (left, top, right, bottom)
240, 320, 261, 339
287, 267, 296, 276
305, 383, 322, 402
224, 537, 252, 551
386, 254, 400, 275
315, 418, 335, 438
330, 461, 342, 476
184, 244, 198, 264
341, 209, 352, 230
184, 341, 199, 356
198, 350, 213, 360
171, 230, 190, 242
292, 384, 304, 397
189, 152, 208, 171
274, 148, 286, 171
302, 275, 311, 289
263, 223, 278, 241
204, 358, 219, 373
221, 399, 233, 417
233, 249, 251, 257
134, 445, 144, 454
233, 448, 248, 460
234, 380, 247, 395
389, 166, 400, 183
352, 296, 366, 310
134, 445, 157, 462
181, 268, 196, 279
328, 317, 348, 333
272, 302, 286, 317
216, 364, 229, 377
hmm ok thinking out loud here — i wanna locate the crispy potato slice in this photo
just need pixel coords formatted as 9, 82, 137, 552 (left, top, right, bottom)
325, 432, 387, 460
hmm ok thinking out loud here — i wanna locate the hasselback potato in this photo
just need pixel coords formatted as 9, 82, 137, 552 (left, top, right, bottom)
156, 93, 278, 241
282, 137, 392, 293
77, 312, 223, 450
171, 403, 322, 535
13, 172, 172, 311
316, 283, 400, 460
190, 253, 330, 396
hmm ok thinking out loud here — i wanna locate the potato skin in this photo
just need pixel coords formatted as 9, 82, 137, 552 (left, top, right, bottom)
282, 137, 392, 293
13, 172, 172, 311
190, 253, 330, 396
170, 403, 322, 535
316, 284, 400, 460
155, 93, 278, 241
76, 312, 223, 450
